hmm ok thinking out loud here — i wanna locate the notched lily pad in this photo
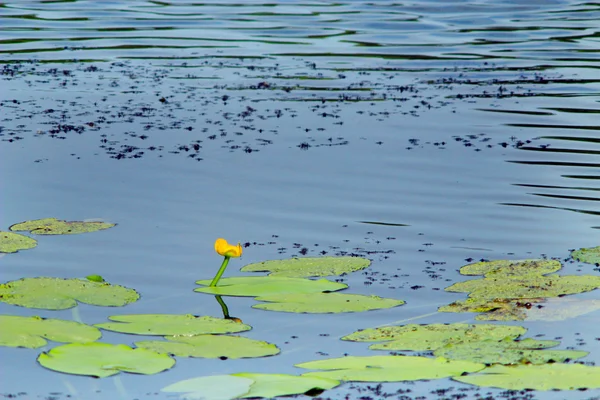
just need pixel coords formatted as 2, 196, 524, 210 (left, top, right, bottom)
136, 334, 279, 359
96, 314, 251, 336
240, 256, 371, 278
195, 276, 347, 297
0, 231, 37, 253
572, 246, 600, 265
38, 342, 174, 378
10, 218, 115, 235
253, 293, 404, 313
0, 315, 101, 348
459, 259, 562, 277
0, 277, 140, 310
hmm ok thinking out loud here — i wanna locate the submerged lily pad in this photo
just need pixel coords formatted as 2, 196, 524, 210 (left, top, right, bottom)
459, 259, 562, 277
0, 277, 139, 310
298, 355, 485, 382
454, 363, 600, 390
342, 323, 526, 351
38, 342, 174, 378
10, 218, 115, 235
96, 314, 251, 336
195, 276, 347, 297
240, 256, 371, 278
253, 293, 404, 313
0, 315, 101, 348
136, 334, 279, 359
0, 232, 37, 253
572, 246, 600, 265
162, 375, 254, 400
525, 298, 600, 322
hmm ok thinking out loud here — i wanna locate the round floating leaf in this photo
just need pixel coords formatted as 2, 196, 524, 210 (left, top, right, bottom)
0, 277, 140, 310
459, 259, 562, 277
253, 293, 404, 313
162, 375, 253, 400
572, 246, 600, 265
454, 363, 600, 390
195, 276, 347, 297
234, 373, 340, 398
0, 231, 37, 253
10, 218, 115, 235
96, 314, 251, 336
342, 323, 526, 351
0, 315, 101, 348
298, 355, 485, 382
524, 298, 600, 322
136, 334, 279, 359
240, 256, 371, 278
38, 342, 175, 378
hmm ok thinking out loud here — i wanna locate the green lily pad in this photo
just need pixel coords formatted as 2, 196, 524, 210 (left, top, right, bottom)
10, 218, 115, 235
235, 373, 340, 398
298, 355, 485, 382
342, 323, 526, 351
459, 259, 562, 277
454, 363, 600, 390
38, 342, 174, 378
0, 231, 37, 253
240, 256, 371, 278
438, 298, 537, 321
524, 298, 600, 322
0, 315, 101, 348
136, 334, 279, 359
572, 246, 600, 265
162, 375, 254, 400
253, 293, 404, 313
195, 276, 347, 297
434, 338, 587, 365
96, 314, 251, 336
0, 277, 140, 310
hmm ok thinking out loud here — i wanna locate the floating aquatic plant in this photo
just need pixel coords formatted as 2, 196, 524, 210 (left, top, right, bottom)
9, 218, 115, 235
240, 256, 371, 278
0, 231, 37, 253
195, 276, 347, 297
571, 245, 600, 265
253, 292, 404, 313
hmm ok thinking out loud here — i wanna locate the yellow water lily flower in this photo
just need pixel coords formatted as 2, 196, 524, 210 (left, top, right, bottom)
214, 238, 243, 258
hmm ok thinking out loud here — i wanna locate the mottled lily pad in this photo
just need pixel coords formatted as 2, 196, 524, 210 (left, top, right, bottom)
0, 277, 140, 310
240, 256, 371, 278
195, 276, 347, 297
459, 259, 562, 277
438, 298, 537, 321
298, 355, 485, 382
454, 363, 600, 390
253, 293, 404, 313
342, 323, 526, 351
0, 315, 101, 348
10, 218, 115, 235
0, 231, 37, 253
136, 334, 279, 359
96, 314, 251, 336
572, 246, 600, 265
38, 342, 174, 378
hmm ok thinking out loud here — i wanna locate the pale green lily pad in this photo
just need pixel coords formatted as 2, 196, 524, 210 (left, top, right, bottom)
253, 293, 404, 313
162, 375, 253, 400
195, 276, 347, 297
572, 246, 600, 265
38, 342, 174, 378
342, 323, 526, 351
0, 277, 140, 310
459, 259, 562, 277
298, 355, 485, 382
454, 363, 600, 390
136, 334, 279, 359
10, 218, 115, 235
240, 256, 371, 278
434, 338, 587, 365
525, 298, 600, 322
0, 315, 101, 348
235, 373, 340, 398
96, 314, 251, 336
0, 231, 37, 253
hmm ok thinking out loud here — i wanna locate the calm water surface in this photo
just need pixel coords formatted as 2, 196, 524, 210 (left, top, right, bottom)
1, 1, 600, 399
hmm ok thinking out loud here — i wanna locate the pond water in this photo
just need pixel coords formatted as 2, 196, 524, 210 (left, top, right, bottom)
1, 0, 600, 399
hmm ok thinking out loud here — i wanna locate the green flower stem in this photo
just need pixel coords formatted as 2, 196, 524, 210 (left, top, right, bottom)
209, 256, 231, 287
214, 295, 231, 319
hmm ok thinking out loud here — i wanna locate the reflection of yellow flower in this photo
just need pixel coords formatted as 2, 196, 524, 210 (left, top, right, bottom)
215, 238, 243, 258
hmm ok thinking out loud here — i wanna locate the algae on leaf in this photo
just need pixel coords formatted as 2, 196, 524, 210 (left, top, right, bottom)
253, 292, 404, 313
0, 231, 37, 253
241, 256, 371, 278
10, 218, 115, 235
572, 246, 600, 265
195, 276, 347, 297
459, 259, 562, 277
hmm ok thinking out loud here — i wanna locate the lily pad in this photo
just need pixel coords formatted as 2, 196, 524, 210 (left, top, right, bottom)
96, 314, 251, 336
0, 231, 37, 253
572, 246, 600, 265
162, 375, 254, 400
38, 342, 175, 378
454, 363, 600, 390
195, 276, 347, 297
136, 334, 279, 359
0, 277, 140, 310
459, 259, 562, 277
235, 373, 340, 398
240, 256, 371, 278
0, 315, 101, 348
342, 323, 526, 351
298, 355, 485, 382
438, 298, 537, 321
253, 293, 404, 313
10, 218, 115, 235
524, 298, 600, 322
